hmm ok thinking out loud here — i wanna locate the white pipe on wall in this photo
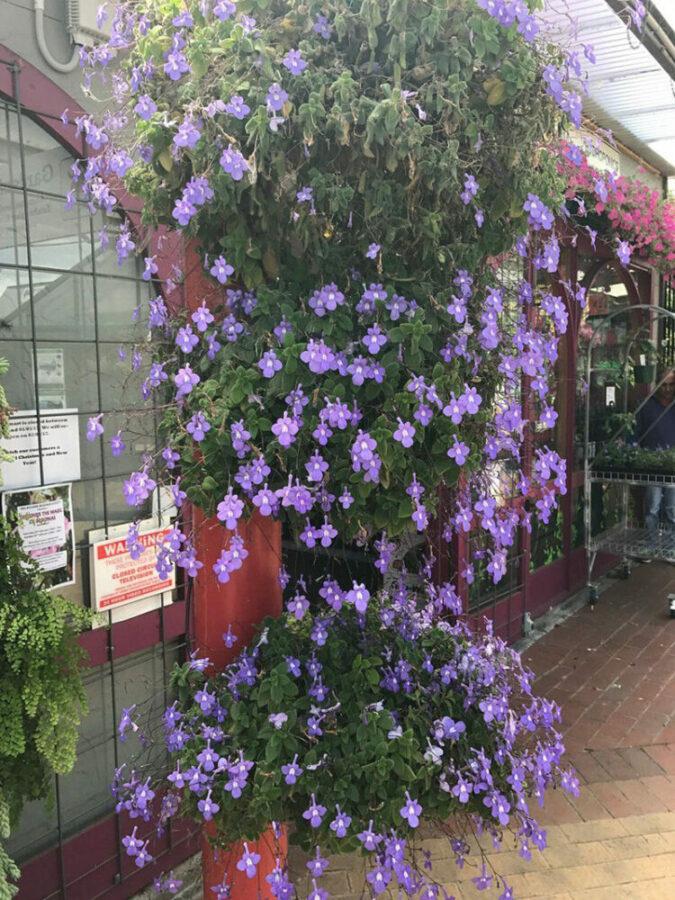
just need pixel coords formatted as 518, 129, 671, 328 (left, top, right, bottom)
34, 0, 80, 73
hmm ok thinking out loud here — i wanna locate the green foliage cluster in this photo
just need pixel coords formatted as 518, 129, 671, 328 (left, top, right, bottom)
170, 281, 529, 543
171, 598, 534, 853
131, 0, 569, 541
126, 0, 565, 288
0, 521, 90, 897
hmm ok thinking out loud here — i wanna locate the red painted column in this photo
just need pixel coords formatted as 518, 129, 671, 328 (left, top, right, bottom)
192, 510, 283, 669
180, 241, 286, 897
193, 512, 284, 900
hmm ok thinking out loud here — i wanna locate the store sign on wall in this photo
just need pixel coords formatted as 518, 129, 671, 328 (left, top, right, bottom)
91, 522, 175, 612
0, 409, 81, 490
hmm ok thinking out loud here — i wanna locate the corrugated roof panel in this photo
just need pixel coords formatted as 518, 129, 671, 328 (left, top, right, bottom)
540, 0, 675, 173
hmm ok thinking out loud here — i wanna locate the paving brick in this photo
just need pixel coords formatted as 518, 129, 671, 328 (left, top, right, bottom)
567, 751, 609, 784
645, 745, 675, 775
621, 812, 675, 836
538, 789, 582, 825
592, 748, 637, 781
567, 787, 612, 822
561, 818, 628, 843
615, 778, 670, 815
639, 775, 675, 812
619, 747, 667, 778
588, 781, 640, 818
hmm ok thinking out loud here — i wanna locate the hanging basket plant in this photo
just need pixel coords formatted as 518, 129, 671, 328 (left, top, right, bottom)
558, 140, 675, 275
69, 0, 593, 896
0, 519, 90, 898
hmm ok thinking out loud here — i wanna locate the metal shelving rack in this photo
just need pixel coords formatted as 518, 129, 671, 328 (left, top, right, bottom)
584, 304, 675, 607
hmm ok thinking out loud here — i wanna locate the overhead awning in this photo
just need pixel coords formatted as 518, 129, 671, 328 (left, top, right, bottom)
541, 0, 675, 174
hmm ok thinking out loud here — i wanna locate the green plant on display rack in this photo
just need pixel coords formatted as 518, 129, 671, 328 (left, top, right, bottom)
594, 442, 675, 477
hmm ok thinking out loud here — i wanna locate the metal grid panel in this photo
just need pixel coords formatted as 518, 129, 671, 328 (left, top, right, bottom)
0, 62, 192, 898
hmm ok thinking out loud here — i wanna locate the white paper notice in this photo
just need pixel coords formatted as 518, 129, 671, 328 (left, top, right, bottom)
1, 483, 75, 588
0, 409, 81, 490
16, 498, 67, 571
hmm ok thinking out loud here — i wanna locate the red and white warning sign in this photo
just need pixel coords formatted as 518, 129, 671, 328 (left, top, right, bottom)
91, 525, 175, 612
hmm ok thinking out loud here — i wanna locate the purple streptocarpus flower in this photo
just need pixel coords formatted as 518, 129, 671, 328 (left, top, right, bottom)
164, 51, 190, 81
214, 0, 235, 21
400, 791, 422, 827
329, 805, 352, 838
314, 14, 332, 38
271, 412, 300, 448
447, 437, 470, 466
393, 419, 416, 449
346, 582, 370, 613
224, 94, 250, 119
216, 489, 244, 530
281, 755, 303, 785
122, 826, 142, 857
118, 705, 138, 741
366, 865, 391, 895
236, 843, 261, 879
134, 841, 153, 868
173, 118, 201, 150
366, 242, 380, 258
219, 146, 249, 181
617, 240, 632, 266
176, 325, 199, 352
191, 301, 214, 332
86, 414, 104, 441
362, 323, 387, 354
134, 94, 156, 120
209, 256, 234, 284
302, 794, 326, 828
268, 712, 288, 729
174, 364, 200, 398
186, 412, 211, 442
307, 880, 327, 900
306, 846, 329, 877
357, 821, 383, 851
110, 431, 125, 457
282, 49, 307, 75
258, 349, 282, 378
266, 83, 288, 112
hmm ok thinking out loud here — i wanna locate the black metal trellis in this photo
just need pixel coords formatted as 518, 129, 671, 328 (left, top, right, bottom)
663, 275, 675, 369
0, 64, 194, 899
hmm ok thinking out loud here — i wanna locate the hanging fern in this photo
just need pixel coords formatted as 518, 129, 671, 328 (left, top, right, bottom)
0, 358, 12, 476
0, 519, 91, 896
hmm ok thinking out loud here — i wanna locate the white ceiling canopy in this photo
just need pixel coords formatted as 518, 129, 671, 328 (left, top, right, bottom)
540, 0, 675, 174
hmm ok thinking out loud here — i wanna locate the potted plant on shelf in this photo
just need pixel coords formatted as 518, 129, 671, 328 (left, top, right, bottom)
630, 338, 658, 385
75, 0, 587, 895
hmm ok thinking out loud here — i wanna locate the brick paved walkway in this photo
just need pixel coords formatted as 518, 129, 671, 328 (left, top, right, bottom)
289, 561, 675, 898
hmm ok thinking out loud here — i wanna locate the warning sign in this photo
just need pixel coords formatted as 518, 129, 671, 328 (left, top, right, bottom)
91, 525, 175, 612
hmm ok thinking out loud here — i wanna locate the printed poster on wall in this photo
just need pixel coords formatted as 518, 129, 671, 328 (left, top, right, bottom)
0, 409, 81, 490
2, 483, 75, 589
35, 348, 67, 410
90, 520, 175, 613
